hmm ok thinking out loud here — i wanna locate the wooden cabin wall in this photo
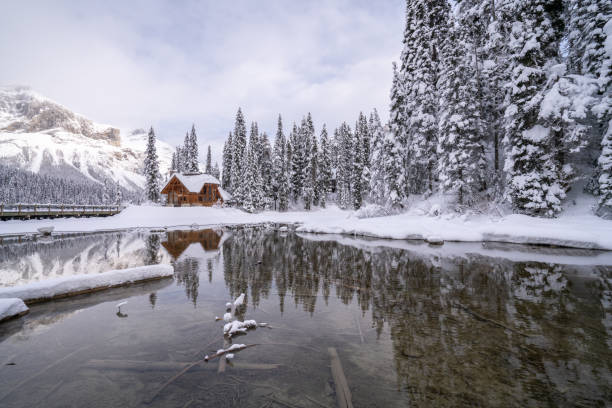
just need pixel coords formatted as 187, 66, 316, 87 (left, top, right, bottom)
162, 181, 224, 207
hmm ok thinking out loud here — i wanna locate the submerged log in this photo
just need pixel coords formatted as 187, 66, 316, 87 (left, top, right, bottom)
84, 359, 280, 371
328, 347, 353, 408
453, 303, 529, 337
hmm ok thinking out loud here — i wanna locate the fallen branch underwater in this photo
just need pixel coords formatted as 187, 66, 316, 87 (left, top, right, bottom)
453, 303, 530, 337
85, 359, 279, 372
205, 344, 259, 362
328, 347, 354, 408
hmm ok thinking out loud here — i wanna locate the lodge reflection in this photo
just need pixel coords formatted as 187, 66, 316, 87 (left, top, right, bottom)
220, 228, 612, 407
162, 229, 224, 306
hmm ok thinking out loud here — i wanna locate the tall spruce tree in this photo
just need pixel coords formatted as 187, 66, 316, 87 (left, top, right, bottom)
368, 109, 387, 204
182, 132, 191, 171
144, 127, 162, 203
351, 120, 364, 210
222, 132, 233, 189
599, 123, 612, 216
272, 115, 286, 209
398, 0, 450, 195
289, 122, 303, 202
503, 0, 565, 216
387, 64, 406, 206
205, 145, 212, 174
279, 140, 290, 212
188, 125, 199, 172
437, 19, 487, 205
317, 124, 332, 208
261, 132, 273, 209
231, 108, 247, 205
336, 122, 354, 209
356, 112, 371, 200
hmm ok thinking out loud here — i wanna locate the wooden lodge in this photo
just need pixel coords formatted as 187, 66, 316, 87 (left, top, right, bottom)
160, 173, 230, 207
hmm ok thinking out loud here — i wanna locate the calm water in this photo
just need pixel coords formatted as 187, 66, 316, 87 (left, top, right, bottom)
0, 227, 611, 407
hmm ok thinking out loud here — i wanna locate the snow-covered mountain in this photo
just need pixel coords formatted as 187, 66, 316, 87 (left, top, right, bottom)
0, 86, 173, 191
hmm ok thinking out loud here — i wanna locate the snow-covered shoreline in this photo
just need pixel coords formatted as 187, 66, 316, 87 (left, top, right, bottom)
0, 298, 29, 323
0, 265, 174, 304
1, 205, 611, 250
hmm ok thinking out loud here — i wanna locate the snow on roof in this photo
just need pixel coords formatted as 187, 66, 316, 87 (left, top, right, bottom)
171, 173, 220, 193
217, 186, 232, 201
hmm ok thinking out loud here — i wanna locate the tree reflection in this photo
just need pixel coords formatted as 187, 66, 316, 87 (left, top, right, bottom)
162, 229, 223, 306
220, 227, 612, 406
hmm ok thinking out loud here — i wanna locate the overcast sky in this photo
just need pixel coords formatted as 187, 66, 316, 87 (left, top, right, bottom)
0, 0, 404, 163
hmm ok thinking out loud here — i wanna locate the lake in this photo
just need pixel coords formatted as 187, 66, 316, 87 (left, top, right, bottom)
0, 227, 611, 407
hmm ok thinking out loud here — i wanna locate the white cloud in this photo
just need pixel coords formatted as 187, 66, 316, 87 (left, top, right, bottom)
0, 0, 403, 164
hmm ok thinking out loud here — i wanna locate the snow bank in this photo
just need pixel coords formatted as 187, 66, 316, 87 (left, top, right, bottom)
0, 298, 28, 322
0, 265, 174, 304
2, 203, 612, 250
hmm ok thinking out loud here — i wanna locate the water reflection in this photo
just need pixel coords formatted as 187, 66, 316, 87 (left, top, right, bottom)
162, 229, 224, 306
0, 231, 172, 286
0, 227, 610, 407
220, 228, 612, 406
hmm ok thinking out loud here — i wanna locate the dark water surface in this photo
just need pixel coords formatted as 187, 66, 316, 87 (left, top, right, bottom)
0, 227, 611, 407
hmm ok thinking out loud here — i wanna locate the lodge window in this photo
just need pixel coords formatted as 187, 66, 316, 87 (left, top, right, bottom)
198, 196, 202, 201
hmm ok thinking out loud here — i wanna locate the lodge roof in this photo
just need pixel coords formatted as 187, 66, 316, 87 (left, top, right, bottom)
161, 172, 232, 201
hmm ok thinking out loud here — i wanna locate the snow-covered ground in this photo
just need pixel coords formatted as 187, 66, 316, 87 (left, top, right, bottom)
0, 264, 174, 303
1, 203, 611, 250
0, 298, 28, 322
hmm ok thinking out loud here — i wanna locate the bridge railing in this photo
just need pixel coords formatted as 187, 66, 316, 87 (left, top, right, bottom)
0, 204, 125, 216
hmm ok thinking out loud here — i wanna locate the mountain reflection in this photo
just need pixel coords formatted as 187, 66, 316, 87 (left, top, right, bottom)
220, 227, 612, 406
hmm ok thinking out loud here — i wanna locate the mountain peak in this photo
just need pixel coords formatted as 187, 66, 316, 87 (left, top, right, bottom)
0, 86, 121, 146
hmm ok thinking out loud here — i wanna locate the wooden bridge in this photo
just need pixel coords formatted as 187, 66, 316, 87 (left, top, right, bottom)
0, 204, 124, 220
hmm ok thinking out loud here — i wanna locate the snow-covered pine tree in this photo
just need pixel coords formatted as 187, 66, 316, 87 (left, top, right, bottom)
567, 0, 612, 208
455, 0, 507, 190
272, 115, 285, 209
289, 122, 303, 202
188, 124, 199, 173
437, 18, 487, 205
279, 141, 290, 212
182, 132, 191, 171
317, 124, 332, 208
260, 132, 273, 209
242, 147, 255, 213
336, 122, 354, 209
351, 116, 364, 210
503, 0, 565, 217
599, 122, 612, 216
144, 126, 162, 203
357, 112, 371, 201
398, 0, 450, 195
250, 122, 265, 210
206, 145, 212, 174
310, 125, 319, 207
212, 162, 221, 180
222, 132, 233, 189
115, 187, 122, 205
170, 152, 177, 173
175, 146, 182, 173
368, 109, 386, 204
231, 108, 247, 205
388, 63, 407, 205
567, 0, 611, 79
302, 114, 316, 209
